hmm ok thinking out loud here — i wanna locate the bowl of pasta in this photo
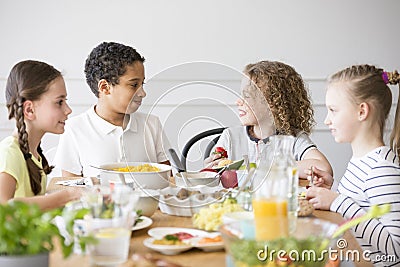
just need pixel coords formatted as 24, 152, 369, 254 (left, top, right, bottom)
98, 162, 172, 190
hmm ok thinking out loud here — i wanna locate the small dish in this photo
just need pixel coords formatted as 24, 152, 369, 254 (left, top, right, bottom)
146, 227, 224, 254
189, 237, 224, 252
148, 227, 213, 239
212, 159, 244, 172
132, 216, 153, 231
143, 237, 193, 255
158, 186, 225, 217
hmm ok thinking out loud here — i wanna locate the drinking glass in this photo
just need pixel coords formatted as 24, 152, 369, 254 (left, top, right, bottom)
82, 185, 139, 266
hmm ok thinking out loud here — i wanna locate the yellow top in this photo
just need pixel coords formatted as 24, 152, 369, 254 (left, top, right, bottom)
0, 136, 46, 197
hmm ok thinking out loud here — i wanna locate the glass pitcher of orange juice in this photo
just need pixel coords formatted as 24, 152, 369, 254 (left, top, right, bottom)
251, 135, 298, 240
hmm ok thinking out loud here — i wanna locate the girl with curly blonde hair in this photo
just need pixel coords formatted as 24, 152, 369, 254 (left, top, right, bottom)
205, 61, 332, 179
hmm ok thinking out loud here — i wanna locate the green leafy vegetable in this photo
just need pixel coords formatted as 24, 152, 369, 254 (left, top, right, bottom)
134, 210, 143, 226
165, 234, 180, 241
230, 236, 329, 267
0, 201, 95, 258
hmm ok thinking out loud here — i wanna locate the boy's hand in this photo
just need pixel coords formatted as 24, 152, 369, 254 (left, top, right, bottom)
304, 166, 333, 189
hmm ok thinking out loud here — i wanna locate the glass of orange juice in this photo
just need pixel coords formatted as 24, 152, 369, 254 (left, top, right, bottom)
252, 197, 288, 240
251, 135, 297, 240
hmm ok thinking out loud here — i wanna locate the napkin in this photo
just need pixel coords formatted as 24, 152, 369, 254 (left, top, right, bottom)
55, 177, 93, 187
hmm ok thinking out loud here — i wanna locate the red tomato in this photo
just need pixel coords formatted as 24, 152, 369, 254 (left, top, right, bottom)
214, 147, 228, 158
172, 232, 194, 241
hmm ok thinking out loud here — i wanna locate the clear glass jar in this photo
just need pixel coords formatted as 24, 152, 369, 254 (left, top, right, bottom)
251, 135, 298, 240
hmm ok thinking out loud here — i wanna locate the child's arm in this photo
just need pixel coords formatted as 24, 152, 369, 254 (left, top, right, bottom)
14, 189, 81, 211
309, 166, 400, 264
0, 172, 81, 211
61, 169, 82, 177
0, 172, 17, 203
297, 149, 333, 180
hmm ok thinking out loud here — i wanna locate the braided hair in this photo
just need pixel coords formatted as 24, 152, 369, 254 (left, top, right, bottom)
5, 60, 59, 195
328, 65, 400, 156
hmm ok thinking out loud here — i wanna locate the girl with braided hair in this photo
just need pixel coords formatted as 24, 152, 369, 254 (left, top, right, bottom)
307, 65, 400, 265
0, 60, 81, 210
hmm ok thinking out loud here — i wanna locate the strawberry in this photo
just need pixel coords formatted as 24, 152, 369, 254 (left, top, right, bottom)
213, 147, 228, 158
220, 170, 238, 188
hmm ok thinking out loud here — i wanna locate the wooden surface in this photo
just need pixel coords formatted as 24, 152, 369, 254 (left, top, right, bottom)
48, 177, 372, 267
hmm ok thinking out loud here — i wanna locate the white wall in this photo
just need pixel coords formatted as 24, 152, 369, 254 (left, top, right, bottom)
0, 0, 399, 178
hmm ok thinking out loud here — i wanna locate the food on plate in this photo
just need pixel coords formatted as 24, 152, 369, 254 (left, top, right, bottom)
298, 198, 314, 217
213, 147, 233, 167
152, 235, 184, 245
193, 197, 243, 231
133, 210, 143, 226
213, 147, 228, 158
162, 188, 227, 201
218, 159, 233, 168
198, 235, 222, 244
112, 164, 160, 172
175, 188, 198, 200
163, 188, 200, 200
152, 232, 194, 245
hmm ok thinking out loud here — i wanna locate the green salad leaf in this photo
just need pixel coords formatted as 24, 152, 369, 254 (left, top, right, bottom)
0, 201, 95, 258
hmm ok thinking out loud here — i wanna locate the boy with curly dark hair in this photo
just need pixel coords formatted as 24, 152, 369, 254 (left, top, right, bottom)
54, 42, 170, 177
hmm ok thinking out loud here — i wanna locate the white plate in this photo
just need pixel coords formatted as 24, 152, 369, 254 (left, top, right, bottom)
147, 227, 224, 253
189, 237, 224, 252
148, 227, 218, 239
132, 216, 153, 231
143, 237, 193, 255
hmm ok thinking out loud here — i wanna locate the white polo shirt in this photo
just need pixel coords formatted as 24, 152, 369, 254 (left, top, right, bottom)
54, 106, 170, 177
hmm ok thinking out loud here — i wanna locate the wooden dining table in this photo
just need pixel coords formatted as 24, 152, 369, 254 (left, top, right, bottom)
48, 177, 373, 267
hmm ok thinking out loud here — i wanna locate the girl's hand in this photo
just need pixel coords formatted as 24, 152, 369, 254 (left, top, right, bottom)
203, 153, 223, 168
63, 187, 83, 203
306, 186, 338, 210
304, 166, 333, 189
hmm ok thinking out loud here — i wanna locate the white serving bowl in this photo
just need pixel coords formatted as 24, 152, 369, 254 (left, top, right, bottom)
136, 189, 160, 217
158, 186, 225, 217
98, 162, 172, 190
174, 171, 219, 189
